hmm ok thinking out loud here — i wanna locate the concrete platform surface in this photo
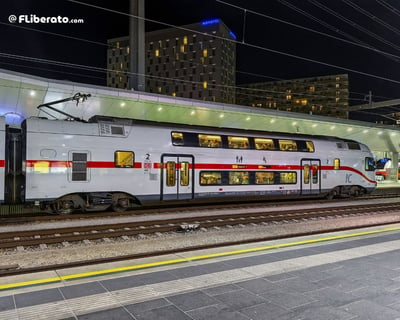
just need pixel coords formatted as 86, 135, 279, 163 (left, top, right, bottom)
2, 225, 400, 319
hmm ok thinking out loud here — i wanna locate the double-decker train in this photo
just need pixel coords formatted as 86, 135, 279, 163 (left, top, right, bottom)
0, 115, 376, 214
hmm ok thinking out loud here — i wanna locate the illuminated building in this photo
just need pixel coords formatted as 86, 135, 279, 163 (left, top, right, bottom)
236, 74, 349, 118
107, 19, 236, 104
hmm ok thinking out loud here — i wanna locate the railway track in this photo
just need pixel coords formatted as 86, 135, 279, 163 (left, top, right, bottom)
1, 199, 400, 277
1, 201, 399, 251
0, 192, 399, 225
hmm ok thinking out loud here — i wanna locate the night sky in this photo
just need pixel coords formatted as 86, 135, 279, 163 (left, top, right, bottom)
1, 0, 400, 105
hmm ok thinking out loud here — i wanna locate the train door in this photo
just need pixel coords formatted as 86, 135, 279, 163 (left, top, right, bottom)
160, 154, 194, 201
300, 159, 321, 195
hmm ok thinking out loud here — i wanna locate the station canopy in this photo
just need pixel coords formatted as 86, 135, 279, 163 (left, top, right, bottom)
0, 68, 399, 153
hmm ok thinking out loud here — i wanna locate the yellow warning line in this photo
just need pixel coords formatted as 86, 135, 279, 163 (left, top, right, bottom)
1, 225, 400, 291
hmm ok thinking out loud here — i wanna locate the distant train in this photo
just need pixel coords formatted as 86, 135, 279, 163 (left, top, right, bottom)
0, 115, 376, 214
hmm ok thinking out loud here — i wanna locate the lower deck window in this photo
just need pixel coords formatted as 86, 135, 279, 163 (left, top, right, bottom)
280, 172, 297, 184
255, 172, 274, 184
200, 171, 297, 185
200, 172, 222, 185
229, 171, 249, 185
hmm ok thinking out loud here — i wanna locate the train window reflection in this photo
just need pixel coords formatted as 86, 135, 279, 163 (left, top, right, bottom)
255, 172, 274, 184
198, 134, 222, 148
254, 138, 275, 150
228, 136, 249, 149
229, 172, 249, 185
279, 140, 297, 151
200, 172, 222, 185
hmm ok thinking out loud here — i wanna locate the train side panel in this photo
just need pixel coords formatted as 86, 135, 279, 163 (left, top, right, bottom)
22, 117, 376, 212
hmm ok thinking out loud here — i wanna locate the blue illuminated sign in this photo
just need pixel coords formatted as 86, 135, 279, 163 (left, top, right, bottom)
202, 18, 220, 26
229, 30, 237, 40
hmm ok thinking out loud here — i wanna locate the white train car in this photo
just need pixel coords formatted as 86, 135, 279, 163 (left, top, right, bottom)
0, 117, 6, 203
15, 115, 376, 213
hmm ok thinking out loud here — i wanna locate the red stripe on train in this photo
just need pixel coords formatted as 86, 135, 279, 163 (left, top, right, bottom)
24, 160, 375, 184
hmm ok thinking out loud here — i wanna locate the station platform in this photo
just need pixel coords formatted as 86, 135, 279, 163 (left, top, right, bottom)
2, 224, 400, 319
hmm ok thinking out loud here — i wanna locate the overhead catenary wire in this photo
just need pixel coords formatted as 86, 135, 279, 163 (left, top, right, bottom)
1, 0, 399, 104
0, 51, 366, 105
67, 0, 400, 87
308, 0, 400, 52
217, 0, 400, 62
342, 0, 400, 38
275, 0, 399, 63
376, 0, 400, 18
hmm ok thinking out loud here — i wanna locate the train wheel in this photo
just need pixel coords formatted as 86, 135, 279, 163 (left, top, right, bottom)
52, 200, 74, 215
326, 187, 339, 200
111, 195, 130, 212
350, 186, 361, 197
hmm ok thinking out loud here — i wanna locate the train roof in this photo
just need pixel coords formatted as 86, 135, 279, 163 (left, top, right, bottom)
88, 115, 362, 144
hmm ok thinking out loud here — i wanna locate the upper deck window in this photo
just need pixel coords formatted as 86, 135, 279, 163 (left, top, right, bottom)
348, 142, 361, 150
228, 136, 249, 149
171, 132, 184, 146
279, 139, 297, 151
254, 138, 275, 150
306, 141, 315, 152
198, 134, 222, 148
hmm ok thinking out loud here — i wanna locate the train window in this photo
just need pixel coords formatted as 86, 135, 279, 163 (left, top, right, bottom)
255, 172, 274, 184
198, 134, 222, 148
114, 151, 134, 168
166, 161, 176, 186
111, 126, 124, 135
306, 141, 315, 152
171, 132, 184, 146
228, 136, 249, 149
33, 161, 50, 174
71, 152, 88, 181
279, 172, 297, 184
200, 172, 222, 185
279, 140, 297, 151
304, 164, 310, 184
336, 142, 345, 149
334, 158, 340, 170
347, 142, 361, 150
254, 138, 275, 150
365, 157, 375, 171
229, 172, 249, 185
311, 165, 318, 184
180, 162, 190, 186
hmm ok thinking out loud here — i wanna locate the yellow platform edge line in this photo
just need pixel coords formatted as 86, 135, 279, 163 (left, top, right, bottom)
1, 225, 399, 291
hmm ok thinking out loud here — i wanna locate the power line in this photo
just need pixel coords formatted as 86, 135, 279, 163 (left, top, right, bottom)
342, 0, 400, 37
375, 0, 400, 18
275, 0, 399, 63
68, 0, 400, 87
1, 0, 398, 104
217, 0, 400, 62
308, 0, 400, 52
